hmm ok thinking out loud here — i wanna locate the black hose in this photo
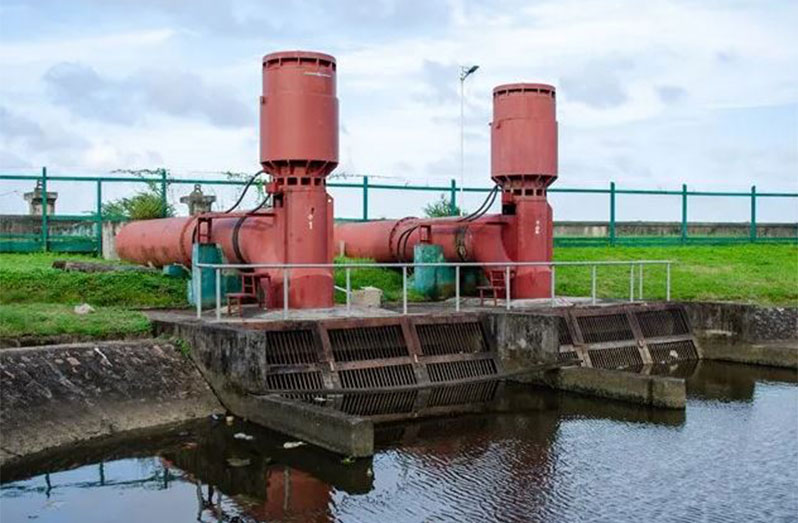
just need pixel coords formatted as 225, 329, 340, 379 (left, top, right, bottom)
464, 185, 499, 222
458, 185, 499, 222
224, 169, 264, 213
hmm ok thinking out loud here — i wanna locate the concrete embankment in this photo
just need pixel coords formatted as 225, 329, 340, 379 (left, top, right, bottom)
684, 302, 797, 369
0, 339, 222, 466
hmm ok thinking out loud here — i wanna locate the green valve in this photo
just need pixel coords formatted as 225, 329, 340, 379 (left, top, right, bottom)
413, 243, 455, 299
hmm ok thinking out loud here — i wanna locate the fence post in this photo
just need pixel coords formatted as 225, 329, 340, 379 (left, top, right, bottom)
681, 183, 688, 244
609, 181, 616, 245
362, 176, 369, 221
750, 185, 757, 242
160, 168, 168, 217
450, 179, 457, 215
41, 166, 48, 252
96, 181, 103, 257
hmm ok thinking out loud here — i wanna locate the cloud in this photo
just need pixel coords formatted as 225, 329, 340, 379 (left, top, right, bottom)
0, 106, 89, 150
657, 85, 687, 104
43, 62, 253, 127
417, 60, 460, 104
560, 58, 631, 109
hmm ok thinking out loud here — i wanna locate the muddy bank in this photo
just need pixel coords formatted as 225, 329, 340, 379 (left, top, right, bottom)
0, 339, 222, 466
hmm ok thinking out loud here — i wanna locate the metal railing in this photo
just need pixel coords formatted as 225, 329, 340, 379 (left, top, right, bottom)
193, 259, 673, 320
2, 168, 796, 254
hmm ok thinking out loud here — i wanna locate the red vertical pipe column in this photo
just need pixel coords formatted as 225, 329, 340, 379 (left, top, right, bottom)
260, 51, 339, 308
491, 83, 558, 298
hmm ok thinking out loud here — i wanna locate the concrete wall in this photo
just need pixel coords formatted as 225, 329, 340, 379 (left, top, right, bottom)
682, 302, 798, 342
554, 221, 797, 238
0, 215, 94, 236
489, 312, 560, 371
0, 339, 221, 466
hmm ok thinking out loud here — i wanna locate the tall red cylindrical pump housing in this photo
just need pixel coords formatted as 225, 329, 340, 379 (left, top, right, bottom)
260, 51, 339, 308
491, 83, 557, 298
491, 83, 557, 190
260, 51, 338, 178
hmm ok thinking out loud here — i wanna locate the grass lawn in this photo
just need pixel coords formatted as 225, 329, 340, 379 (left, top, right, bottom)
0, 245, 793, 340
0, 303, 150, 339
0, 252, 186, 308
553, 244, 797, 305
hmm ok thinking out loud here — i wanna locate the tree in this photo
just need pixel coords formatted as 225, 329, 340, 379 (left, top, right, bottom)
423, 193, 462, 217
101, 169, 174, 220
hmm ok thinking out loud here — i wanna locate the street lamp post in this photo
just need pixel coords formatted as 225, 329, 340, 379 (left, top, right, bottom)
459, 64, 479, 216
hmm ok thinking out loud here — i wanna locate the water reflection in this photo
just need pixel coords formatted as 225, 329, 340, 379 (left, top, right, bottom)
2, 361, 796, 522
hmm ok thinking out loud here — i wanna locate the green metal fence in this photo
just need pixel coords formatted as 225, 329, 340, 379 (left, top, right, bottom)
1, 168, 796, 255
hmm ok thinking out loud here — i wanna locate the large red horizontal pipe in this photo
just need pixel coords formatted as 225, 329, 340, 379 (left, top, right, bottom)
116, 209, 333, 308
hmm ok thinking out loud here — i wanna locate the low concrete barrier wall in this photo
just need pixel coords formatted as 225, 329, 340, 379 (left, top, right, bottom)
551, 367, 686, 409
682, 302, 797, 368
0, 339, 221, 466
554, 221, 797, 238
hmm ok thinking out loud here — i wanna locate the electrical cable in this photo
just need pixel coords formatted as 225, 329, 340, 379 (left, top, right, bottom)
464, 185, 499, 222
458, 185, 499, 222
224, 169, 264, 213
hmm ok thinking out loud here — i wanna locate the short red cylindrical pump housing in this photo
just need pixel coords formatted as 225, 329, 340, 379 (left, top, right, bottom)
491, 83, 557, 192
260, 51, 339, 179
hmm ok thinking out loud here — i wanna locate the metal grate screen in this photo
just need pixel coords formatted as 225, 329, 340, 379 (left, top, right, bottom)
426, 358, 497, 383
264, 330, 319, 366
587, 346, 643, 369
577, 314, 634, 344
328, 325, 409, 362
417, 322, 488, 355
338, 364, 417, 389
648, 340, 698, 363
636, 309, 690, 338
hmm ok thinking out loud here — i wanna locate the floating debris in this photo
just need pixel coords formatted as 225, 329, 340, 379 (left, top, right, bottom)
282, 441, 305, 449
233, 432, 254, 441
226, 457, 251, 468
225, 415, 235, 426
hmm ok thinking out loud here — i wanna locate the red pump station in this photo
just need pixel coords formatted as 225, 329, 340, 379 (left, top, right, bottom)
334, 83, 558, 298
116, 50, 558, 306
116, 51, 338, 308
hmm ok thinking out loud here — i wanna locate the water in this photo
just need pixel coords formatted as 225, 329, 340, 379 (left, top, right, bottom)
2, 361, 796, 522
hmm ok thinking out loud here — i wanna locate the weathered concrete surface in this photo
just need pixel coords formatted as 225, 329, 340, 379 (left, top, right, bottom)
0, 339, 222, 466
152, 320, 374, 457
683, 302, 797, 368
554, 221, 797, 239
548, 367, 686, 409
489, 312, 559, 371
683, 302, 797, 342
701, 340, 798, 369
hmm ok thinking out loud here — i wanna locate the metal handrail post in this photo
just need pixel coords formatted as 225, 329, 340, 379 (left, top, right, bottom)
550, 265, 556, 306
666, 263, 671, 301
455, 265, 461, 312
402, 266, 408, 315
505, 266, 511, 310
283, 270, 289, 319
215, 268, 221, 321
591, 265, 597, 305
195, 261, 201, 319
346, 268, 351, 312
629, 263, 635, 302
638, 263, 643, 301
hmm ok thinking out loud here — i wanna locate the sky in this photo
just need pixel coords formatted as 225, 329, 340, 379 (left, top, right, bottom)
0, 0, 796, 222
